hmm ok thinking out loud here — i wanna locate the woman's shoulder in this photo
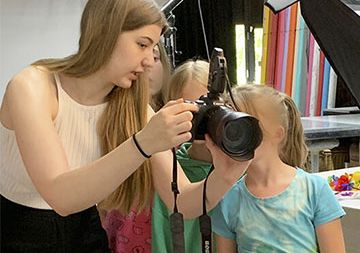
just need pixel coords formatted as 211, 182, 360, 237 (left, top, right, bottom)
8, 65, 54, 91
1, 65, 59, 128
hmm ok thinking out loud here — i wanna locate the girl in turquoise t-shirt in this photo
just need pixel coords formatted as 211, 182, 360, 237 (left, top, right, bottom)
212, 85, 346, 253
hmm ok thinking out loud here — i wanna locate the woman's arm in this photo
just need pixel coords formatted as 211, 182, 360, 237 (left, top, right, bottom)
215, 234, 237, 253
3, 67, 197, 216
316, 219, 346, 253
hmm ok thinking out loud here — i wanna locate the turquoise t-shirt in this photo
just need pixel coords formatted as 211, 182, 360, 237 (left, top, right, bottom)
211, 168, 345, 253
152, 143, 214, 253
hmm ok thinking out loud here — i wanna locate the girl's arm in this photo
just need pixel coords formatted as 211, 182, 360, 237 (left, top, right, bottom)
2, 67, 196, 216
151, 131, 250, 219
215, 234, 237, 253
316, 219, 346, 253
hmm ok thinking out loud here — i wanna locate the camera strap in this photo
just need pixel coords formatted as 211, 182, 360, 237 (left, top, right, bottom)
200, 165, 214, 253
170, 147, 185, 253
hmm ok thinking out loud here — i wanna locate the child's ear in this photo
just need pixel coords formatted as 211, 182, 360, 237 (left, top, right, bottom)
274, 125, 286, 144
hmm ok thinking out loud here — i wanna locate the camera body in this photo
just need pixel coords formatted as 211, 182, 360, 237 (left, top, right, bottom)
188, 48, 262, 161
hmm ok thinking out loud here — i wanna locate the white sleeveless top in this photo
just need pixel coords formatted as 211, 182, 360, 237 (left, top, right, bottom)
0, 73, 108, 209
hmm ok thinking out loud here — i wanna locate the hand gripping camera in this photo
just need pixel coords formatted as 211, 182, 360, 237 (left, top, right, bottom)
188, 48, 263, 161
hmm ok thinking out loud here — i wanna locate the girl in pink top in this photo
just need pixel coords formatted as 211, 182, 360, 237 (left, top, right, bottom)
102, 208, 151, 253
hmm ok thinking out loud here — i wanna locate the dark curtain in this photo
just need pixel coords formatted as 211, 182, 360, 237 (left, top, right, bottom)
173, 0, 263, 83
336, 76, 358, 107
300, 0, 360, 105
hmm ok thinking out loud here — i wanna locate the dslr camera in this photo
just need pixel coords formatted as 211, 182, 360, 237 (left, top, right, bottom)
188, 48, 262, 161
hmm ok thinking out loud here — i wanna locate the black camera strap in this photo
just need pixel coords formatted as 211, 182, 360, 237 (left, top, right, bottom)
200, 165, 214, 253
170, 147, 185, 253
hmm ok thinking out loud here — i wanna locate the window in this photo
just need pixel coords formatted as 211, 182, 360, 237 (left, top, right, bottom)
235, 25, 263, 84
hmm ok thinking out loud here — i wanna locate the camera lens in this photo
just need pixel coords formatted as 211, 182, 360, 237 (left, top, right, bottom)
222, 116, 262, 161
207, 107, 262, 161
223, 118, 252, 151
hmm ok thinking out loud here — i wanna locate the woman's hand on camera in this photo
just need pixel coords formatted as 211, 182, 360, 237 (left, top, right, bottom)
136, 99, 198, 155
205, 134, 252, 184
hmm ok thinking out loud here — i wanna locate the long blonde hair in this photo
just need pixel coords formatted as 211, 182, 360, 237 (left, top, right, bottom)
166, 59, 209, 102
32, 0, 167, 214
229, 85, 308, 167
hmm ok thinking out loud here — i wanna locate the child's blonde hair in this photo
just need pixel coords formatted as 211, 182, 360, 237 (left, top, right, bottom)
166, 59, 209, 102
229, 84, 308, 167
150, 42, 172, 112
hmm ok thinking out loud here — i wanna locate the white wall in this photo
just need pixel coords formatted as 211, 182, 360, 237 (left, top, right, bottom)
156, 0, 168, 7
0, 0, 87, 102
0, 0, 172, 103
